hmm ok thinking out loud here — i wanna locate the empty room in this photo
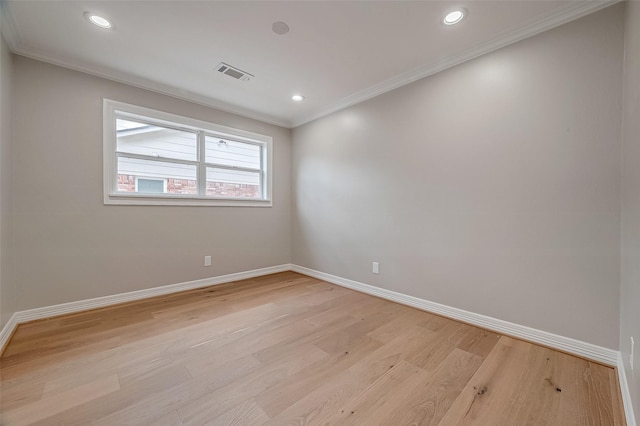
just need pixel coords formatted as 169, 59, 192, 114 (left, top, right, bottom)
0, 0, 638, 424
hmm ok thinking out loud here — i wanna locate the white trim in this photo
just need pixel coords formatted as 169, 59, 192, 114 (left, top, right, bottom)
617, 352, 638, 426
290, 0, 620, 127
0, 313, 19, 354
103, 193, 272, 207
108, 100, 274, 142
12, 48, 291, 128
0, 262, 633, 424
290, 264, 619, 366
103, 99, 273, 207
0, 264, 291, 352
2, 1, 618, 129
1, 263, 621, 366
1, 23, 290, 128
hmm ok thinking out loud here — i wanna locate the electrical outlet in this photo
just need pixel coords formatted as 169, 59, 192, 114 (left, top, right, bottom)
631, 337, 635, 370
372, 262, 379, 274
204, 256, 212, 267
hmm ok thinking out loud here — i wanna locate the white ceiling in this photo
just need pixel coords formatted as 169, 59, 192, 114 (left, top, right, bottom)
1, 1, 616, 128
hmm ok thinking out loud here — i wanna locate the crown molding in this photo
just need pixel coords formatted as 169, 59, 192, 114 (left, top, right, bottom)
1, 0, 620, 130
290, 0, 621, 127
12, 46, 292, 128
1, 2, 292, 127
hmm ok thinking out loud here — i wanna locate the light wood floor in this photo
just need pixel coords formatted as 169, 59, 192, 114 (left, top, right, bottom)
0, 272, 626, 425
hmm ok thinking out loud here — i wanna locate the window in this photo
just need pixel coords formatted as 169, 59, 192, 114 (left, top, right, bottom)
103, 99, 272, 206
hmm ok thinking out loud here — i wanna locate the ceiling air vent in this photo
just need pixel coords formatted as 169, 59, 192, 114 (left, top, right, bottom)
216, 62, 254, 82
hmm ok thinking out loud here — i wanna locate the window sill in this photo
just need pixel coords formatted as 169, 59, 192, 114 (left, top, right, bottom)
105, 193, 272, 207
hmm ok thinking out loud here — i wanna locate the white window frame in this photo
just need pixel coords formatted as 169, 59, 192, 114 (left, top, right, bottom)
103, 99, 273, 207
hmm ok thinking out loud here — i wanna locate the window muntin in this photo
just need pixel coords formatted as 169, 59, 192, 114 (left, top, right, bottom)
104, 99, 272, 206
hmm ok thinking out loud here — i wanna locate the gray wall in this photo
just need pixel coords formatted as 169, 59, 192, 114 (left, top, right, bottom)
620, 0, 640, 420
2, 4, 632, 357
292, 5, 624, 349
0, 32, 14, 328
11, 57, 292, 311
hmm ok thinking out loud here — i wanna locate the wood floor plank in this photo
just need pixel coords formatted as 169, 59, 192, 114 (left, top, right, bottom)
610, 367, 627, 426
0, 272, 626, 425
2, 374, 120, 426
0, 373, 45, 412
381, 348, 484, 425
313, 310, 395, 354
449, 322, 499, 354
264, 326, 441, 425
555, 357, 620, 426
251, 314, 362, 364
146, 410, 184, 426
437, 336, 537, 425
29, 364, 193, 425
0, 301, 282, 388
176, 344, 328, 425
302, 292, 374, 327
435, 336, 624, 426
366, 308, 436, 343
254, 334, 383, 418
404, 322, 468, 372
325, 360, 430, 425
203, 398, 270, 426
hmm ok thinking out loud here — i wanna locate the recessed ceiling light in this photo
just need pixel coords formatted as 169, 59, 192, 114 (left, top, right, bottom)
291, 94, 305, 102
84, 12, 112, 29
443, 9, 465, 25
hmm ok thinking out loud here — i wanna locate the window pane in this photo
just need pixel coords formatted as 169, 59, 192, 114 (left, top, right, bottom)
137, 178, 164, 193
118, 157, 197, 195
117, 118, 197, 161
206, 167, 261, 198
205, 136, 260, 169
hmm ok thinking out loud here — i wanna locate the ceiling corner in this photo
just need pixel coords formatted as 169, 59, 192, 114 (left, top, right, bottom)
291, 0, 621, 129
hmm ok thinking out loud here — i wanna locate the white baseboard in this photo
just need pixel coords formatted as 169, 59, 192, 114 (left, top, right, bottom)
0, 264, 292, 352
0, 313, 19, 354
294, 268, 638, 425
1, 263, 621, 367
1, 263, 632, 423
617, 353, 638, 426
290, 264, 619, 366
